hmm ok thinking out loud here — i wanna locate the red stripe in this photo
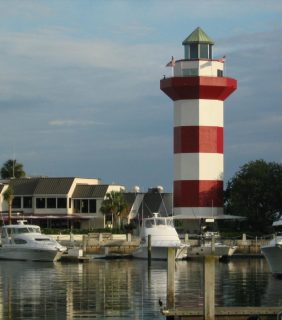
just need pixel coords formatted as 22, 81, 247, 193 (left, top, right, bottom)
160, 76, 237, 101
174, 126, 223, 153
174, 180, 223, 207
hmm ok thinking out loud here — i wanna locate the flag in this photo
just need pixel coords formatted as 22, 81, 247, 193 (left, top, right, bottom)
166, 56, 176, 67
219, 55, 226, 63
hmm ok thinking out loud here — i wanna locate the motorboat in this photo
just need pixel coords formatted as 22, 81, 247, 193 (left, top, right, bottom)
261, 218, 282, 276
187, 238, 237, 259
0, 221, 67, 262
132, 213, 189, 260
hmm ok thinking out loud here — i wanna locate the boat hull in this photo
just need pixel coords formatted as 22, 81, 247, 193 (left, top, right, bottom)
261, 244, 282, 276
187, 244, 237, 258
0, 247, 64, 262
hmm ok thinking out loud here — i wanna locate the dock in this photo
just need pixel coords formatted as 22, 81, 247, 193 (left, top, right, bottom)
163, 247, 282, 320
161, 306, 282, 319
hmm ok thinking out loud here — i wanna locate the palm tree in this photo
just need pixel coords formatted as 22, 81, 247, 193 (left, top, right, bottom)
3, 186, 14, 225
1, 159, 26, 179
100, 191, 128, 229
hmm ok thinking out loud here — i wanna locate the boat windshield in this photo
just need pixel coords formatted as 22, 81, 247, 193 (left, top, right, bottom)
145, 219, 154, 228
4, 226, 41, 235
156, 218, 166, 226
144, 217, 174, 228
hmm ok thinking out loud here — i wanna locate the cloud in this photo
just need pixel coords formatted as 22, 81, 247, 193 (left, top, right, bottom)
48, 119, 104, 127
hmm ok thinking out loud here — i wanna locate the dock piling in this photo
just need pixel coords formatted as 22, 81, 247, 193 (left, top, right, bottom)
147, 234, 152, 266
167, 247, 175, 311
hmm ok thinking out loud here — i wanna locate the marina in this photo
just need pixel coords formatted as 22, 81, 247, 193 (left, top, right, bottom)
0, 257, 281, 319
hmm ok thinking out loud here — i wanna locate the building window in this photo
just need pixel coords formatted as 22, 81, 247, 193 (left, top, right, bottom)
36, 198, 46, 209
81, 199, 88, 213
23, 197, 32, 209
73, 199, 80, 213
57, 198, 67, 209
47, 198, 56, 209
89, 200, 96, 213
12, 197, 21, 209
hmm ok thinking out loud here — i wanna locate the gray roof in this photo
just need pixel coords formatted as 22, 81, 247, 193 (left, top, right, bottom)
137, 192, 172, 218
72, 184, 108, 198
9, 177, 75, 195
9, 178, 40, 195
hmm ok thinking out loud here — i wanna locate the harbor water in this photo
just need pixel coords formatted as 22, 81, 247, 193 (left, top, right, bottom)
0, 257, 281, 319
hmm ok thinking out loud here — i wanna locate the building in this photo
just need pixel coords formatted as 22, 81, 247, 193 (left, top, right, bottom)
0, 177, 125, 229
0, 177, 174, 231
160, 27, 238, 231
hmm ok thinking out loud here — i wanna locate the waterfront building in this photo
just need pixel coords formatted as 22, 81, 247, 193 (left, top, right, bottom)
160, 27, 237, 231
0, 177, 173, 230
0, 177, 124, 229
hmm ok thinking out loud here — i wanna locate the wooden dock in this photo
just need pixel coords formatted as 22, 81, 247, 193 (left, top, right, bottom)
164, 248, 282, 320
161, 306, 282, 319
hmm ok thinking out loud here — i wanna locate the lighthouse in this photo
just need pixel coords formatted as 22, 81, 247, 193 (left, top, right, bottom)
160, 27, 237, 221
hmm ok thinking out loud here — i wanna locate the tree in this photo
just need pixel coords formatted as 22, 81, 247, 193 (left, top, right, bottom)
3, 186, 14, 225
100, 191, 128, 229
225, 160, 282, 233
1, 159, 26, 179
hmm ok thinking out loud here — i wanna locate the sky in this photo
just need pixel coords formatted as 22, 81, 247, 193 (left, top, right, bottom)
0, 0, 281, 192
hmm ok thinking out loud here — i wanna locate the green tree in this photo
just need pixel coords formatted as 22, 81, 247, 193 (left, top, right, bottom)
1, 159, 26, 179
225, 160, 282, 233
100, 191, 128, 229
3, 186, 14, 225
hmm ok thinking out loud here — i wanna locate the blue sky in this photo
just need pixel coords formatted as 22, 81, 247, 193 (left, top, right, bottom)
0, 0, 282, 192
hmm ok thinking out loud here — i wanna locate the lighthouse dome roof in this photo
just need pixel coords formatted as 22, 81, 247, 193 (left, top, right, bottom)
182, 27, 214, 45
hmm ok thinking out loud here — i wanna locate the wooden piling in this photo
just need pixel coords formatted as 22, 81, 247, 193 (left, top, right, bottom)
147, 234, 152, 266
204, 255, 216, 320
167, 247, 175, 310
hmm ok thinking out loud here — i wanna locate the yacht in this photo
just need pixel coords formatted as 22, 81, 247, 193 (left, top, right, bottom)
0, 221, 67, 262
187, 239, 237, 259
261, 218, 282, 276
132, 213, 189, 260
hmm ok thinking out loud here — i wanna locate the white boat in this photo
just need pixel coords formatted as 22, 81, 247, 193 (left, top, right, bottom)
187, 240, 237, 259
132, 213, 189, 260
261, 218, 282, 276
0, 221, 67, 262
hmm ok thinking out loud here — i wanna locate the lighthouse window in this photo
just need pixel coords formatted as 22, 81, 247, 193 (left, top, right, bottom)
199, 44, 209, 59
183, 68, 198, 76
190, 44, 198, 59
217, 70, 223, 77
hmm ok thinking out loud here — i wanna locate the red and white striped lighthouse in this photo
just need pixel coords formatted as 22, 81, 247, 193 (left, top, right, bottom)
160, 27, 237, 219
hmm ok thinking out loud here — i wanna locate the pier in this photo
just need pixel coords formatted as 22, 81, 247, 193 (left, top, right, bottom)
163, 247, 282, 320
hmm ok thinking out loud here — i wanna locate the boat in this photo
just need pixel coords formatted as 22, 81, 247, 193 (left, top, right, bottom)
261, 218, 282, 276
0, 221, 67, 262
187, 238, 237, 259
132, 213, 189, 260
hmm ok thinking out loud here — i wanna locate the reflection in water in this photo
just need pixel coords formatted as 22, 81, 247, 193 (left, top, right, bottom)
0, 258, 281, 319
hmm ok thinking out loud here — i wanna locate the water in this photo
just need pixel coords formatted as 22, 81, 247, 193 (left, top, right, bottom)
0, 258, 281, 319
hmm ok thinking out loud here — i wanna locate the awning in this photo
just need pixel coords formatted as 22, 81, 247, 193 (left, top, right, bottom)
9, 215, 94, 220
172, 214, 246, 220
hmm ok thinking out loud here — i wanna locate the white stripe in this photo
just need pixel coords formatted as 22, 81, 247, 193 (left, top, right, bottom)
174, 153, 223, 181
174, 207, 223, 217
174, 99, 223, 127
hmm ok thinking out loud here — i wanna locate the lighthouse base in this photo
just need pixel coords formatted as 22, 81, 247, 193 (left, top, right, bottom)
173, 207, 223, 219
